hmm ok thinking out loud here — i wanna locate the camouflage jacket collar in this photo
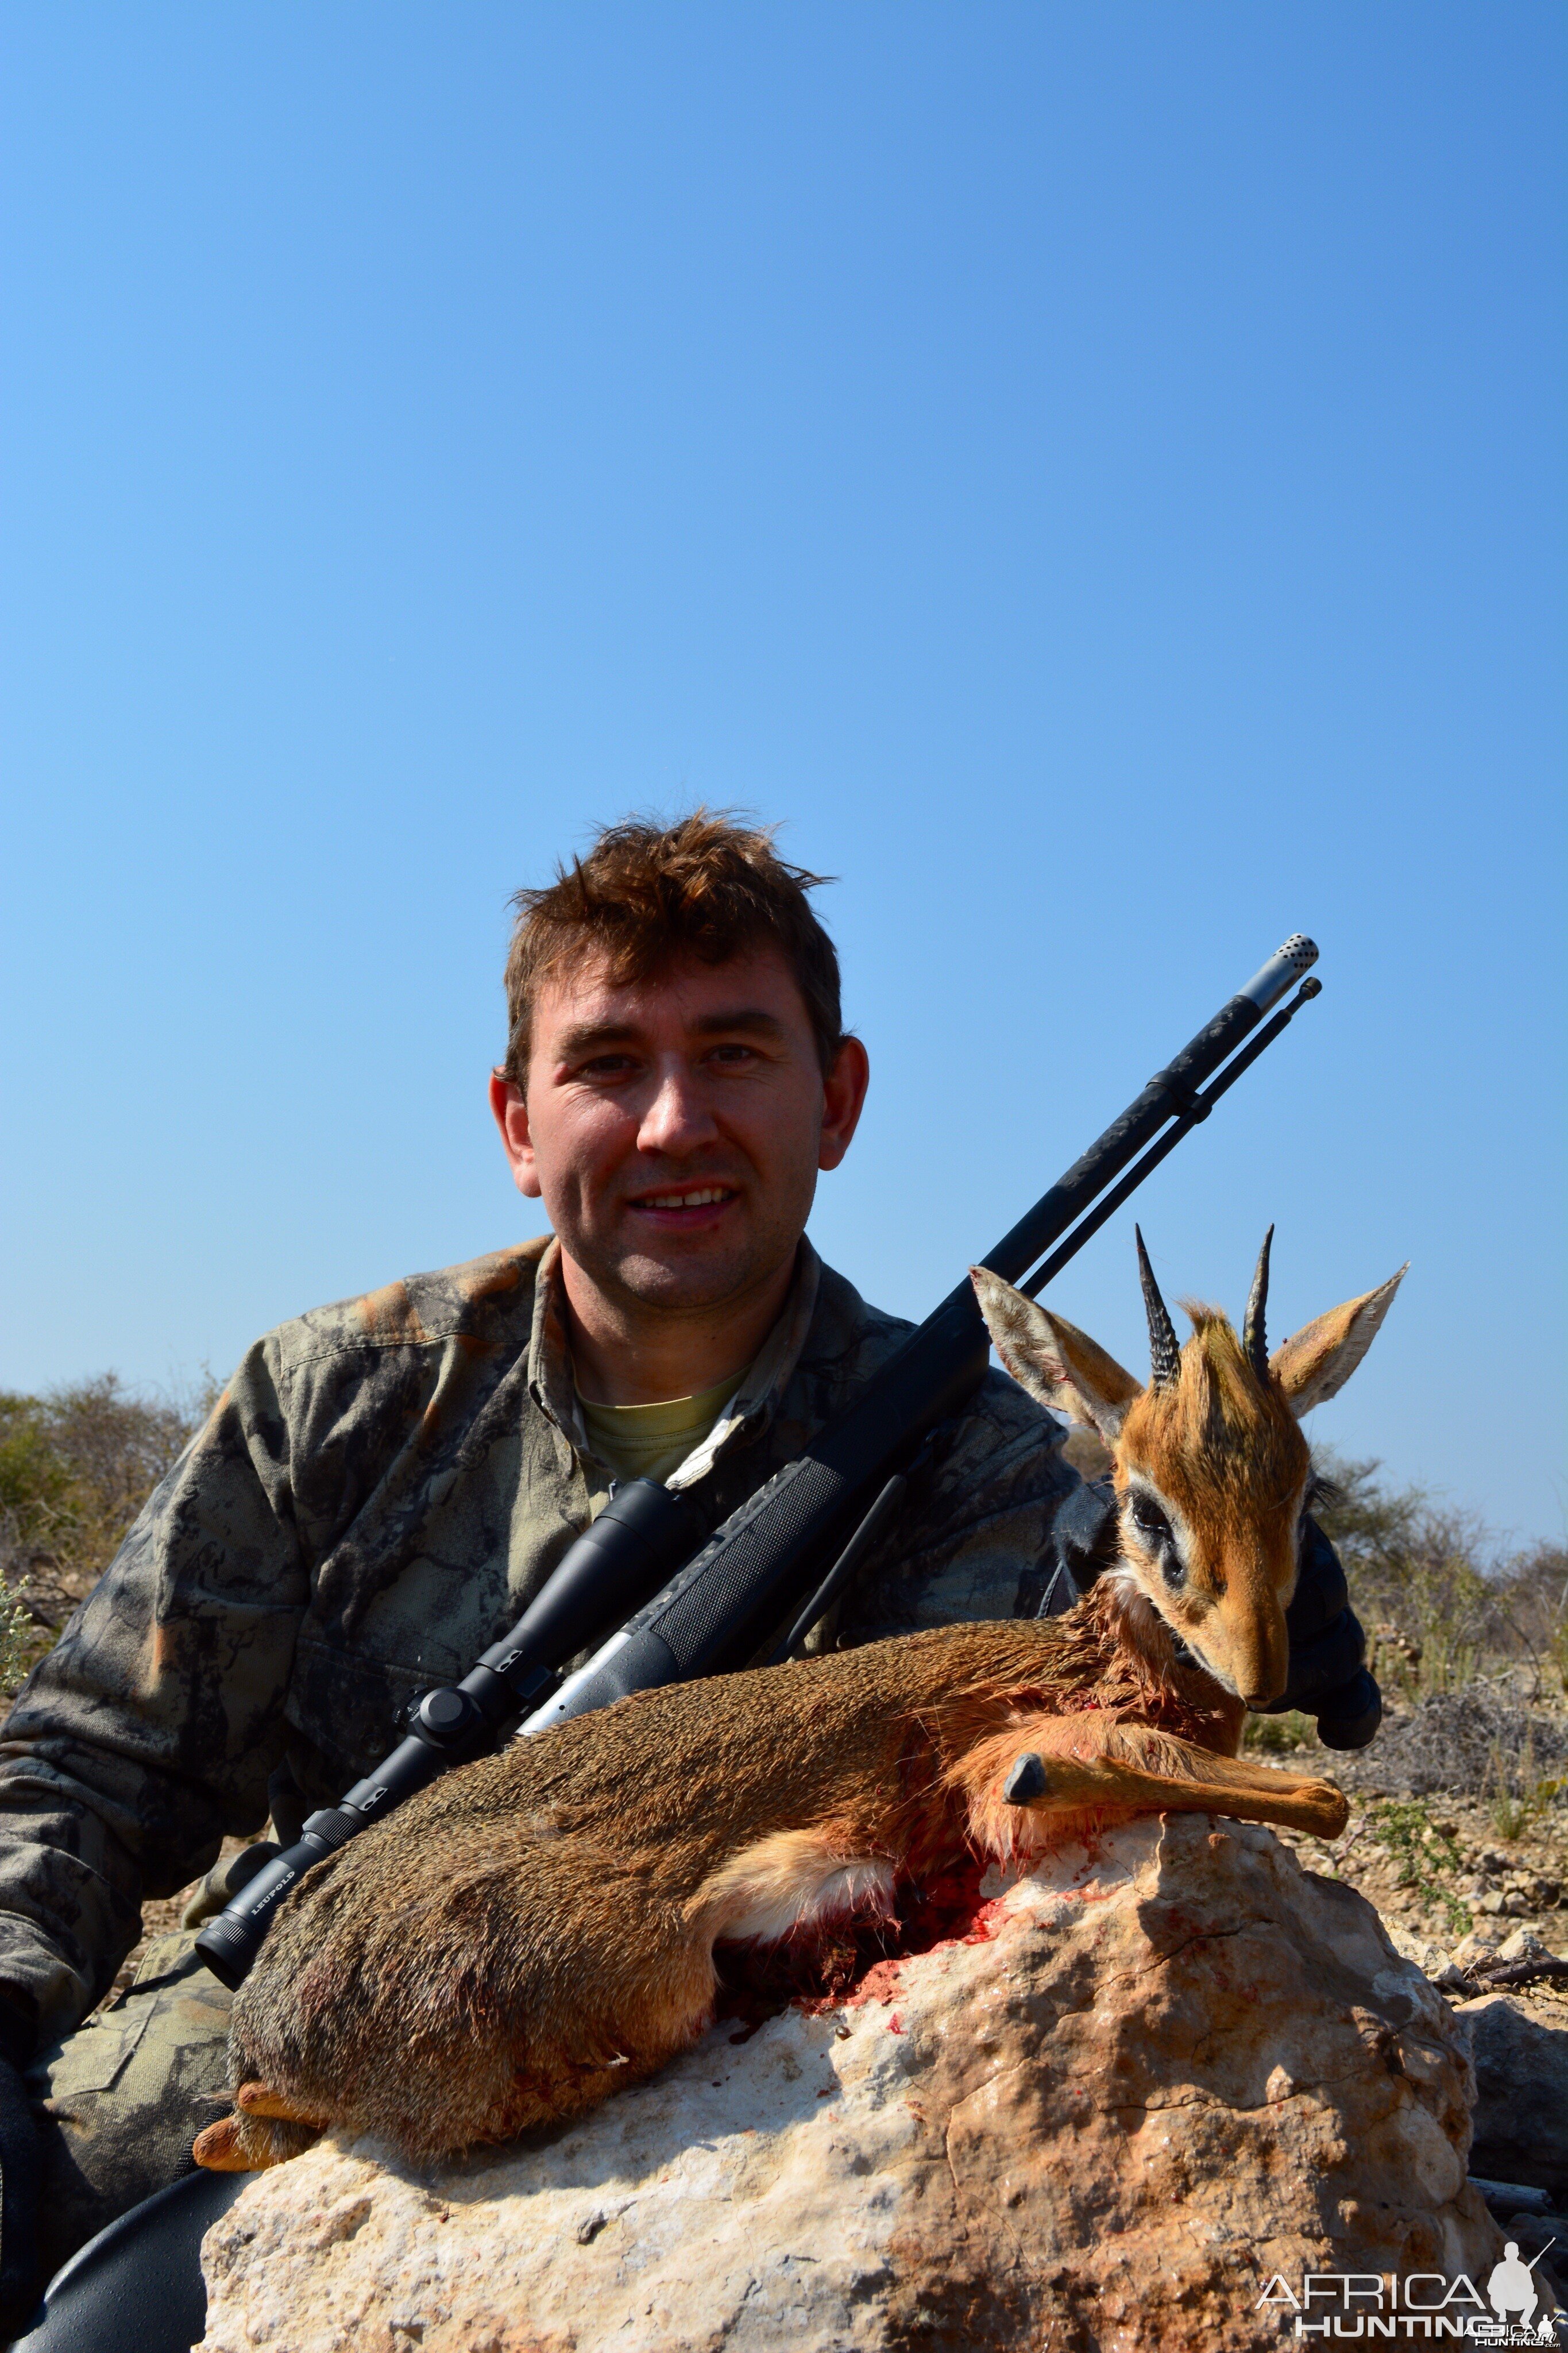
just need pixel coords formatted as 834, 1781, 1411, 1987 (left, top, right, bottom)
525, 1236, 824, 1492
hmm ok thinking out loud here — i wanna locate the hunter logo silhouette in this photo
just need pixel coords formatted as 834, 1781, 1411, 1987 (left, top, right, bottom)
1488, 2238, 1556, 2329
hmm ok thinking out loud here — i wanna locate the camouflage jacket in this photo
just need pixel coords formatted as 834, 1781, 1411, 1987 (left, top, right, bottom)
0, 1237, 1079, 2047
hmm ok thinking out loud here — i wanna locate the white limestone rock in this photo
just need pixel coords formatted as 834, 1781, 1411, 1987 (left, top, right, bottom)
196, 1814, 1499, 2353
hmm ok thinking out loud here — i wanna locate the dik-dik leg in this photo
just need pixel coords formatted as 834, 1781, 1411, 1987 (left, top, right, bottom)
194, 2084, 325, 2171
960, 1713, 1349, 1849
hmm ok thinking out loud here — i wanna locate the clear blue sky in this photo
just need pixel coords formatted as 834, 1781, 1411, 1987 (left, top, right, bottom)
2, 5, 1562, 1546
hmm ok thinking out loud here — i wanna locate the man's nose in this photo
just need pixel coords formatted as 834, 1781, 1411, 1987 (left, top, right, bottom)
636, 1062, 720, 1155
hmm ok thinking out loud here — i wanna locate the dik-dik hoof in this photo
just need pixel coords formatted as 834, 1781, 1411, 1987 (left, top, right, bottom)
191, 2115, 256, 2172
1003, 1752, 1049, 1804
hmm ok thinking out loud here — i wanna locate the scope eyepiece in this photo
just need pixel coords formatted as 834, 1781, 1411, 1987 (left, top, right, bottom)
194, 1908, 258, 1990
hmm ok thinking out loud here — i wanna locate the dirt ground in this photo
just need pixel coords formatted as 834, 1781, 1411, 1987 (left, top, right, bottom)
1281, 1784, 1568, 2042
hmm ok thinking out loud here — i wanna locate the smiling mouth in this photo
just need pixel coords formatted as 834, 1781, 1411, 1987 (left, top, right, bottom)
626, 1185, 740, 1220
637, 1187, 735, 1208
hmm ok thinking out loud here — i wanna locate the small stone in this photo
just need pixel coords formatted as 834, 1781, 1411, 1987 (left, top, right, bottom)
1496, 1929, 1561, 1967
1454, 1926, 1510, 1966
1387, 1925, 1453, 1981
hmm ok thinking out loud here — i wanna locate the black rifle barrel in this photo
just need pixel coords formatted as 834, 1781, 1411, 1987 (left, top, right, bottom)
1019, 974, 1323, 1300
196, 933, 1319, 1992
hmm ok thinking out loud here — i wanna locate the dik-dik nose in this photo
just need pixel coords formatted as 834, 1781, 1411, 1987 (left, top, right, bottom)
1234, 1611, 1291, 1711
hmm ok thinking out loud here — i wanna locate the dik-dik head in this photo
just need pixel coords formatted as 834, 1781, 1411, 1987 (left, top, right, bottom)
971, 1232, 1406, 1708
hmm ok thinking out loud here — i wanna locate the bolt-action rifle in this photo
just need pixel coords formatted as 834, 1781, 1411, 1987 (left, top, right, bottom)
195, 935, 1322, 1993
16, 938, 1327, 2353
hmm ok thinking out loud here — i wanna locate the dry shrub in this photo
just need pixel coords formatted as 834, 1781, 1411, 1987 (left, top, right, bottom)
1307, 1452, 1568, 1810
0, 1375, 216, 1694
1314, 1451, 1565, 1699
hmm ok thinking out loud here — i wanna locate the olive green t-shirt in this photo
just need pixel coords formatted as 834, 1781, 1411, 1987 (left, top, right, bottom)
576, 1372, 746, 1488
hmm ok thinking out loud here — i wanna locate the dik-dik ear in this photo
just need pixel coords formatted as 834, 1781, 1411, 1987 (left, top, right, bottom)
1270, 1264, 1409, 1416
970, 1267, 1142, 1442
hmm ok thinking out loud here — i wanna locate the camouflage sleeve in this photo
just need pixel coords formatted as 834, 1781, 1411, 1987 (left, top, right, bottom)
836, 1369, 1084, 1644
0, 1336, 308, 2047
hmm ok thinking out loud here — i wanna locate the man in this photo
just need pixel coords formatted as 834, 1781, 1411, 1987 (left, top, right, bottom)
0, 812, 1376, 2317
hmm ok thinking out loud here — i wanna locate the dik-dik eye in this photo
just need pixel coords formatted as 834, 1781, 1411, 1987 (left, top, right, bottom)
1128, 1494, 1172, 1550
1128, 1493, 1187, 1591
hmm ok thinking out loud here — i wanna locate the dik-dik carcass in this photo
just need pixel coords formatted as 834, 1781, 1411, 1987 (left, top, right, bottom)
195, 1231, 1404, 2173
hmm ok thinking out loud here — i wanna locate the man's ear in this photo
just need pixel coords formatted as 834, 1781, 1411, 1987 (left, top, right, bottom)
1270, 1265, 1408, 1416
488, 1070, 543, 1200
970, 1267, 1142, 1442
817, 1035, 870, 1171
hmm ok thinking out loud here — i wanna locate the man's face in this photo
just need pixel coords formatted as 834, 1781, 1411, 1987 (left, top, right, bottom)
490, 946, 868, 1317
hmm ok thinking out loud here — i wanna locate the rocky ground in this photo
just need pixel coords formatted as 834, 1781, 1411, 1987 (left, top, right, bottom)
1282, 1781, 1566, 1979
1260, 1674, 1568, 1991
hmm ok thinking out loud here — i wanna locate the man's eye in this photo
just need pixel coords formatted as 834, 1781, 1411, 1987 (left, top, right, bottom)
579, 1055, 638, 1078
706, 1044, 759, 1066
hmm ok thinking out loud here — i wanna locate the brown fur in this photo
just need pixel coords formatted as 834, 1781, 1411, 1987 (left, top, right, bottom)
195, 1244, 1403, 2176
194, 1588, 1343, 2174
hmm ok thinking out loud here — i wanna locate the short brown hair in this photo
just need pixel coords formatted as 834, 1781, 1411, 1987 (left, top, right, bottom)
502, 811, 845, 1086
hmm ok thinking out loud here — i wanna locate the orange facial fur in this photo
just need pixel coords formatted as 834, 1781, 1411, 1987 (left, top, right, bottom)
1114, 1308, 1310, 1707
970, 1239, 1407, 1711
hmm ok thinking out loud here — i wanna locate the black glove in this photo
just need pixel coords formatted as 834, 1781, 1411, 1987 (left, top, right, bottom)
1017, 1479, 1118, 1619
0, 2001, 41, 2336
1262, 1515, 1381, 1750
1035, 1487, 1381, 1751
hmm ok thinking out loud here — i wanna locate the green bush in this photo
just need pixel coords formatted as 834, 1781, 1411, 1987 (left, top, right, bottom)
1243, 1710, 1315, 1754
1361, 1798, 1469, 1935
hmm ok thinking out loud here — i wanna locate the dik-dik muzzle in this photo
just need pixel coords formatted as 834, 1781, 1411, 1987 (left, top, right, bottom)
1113, 1448, 1303, 1708
971, 1230, 1408, 1711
